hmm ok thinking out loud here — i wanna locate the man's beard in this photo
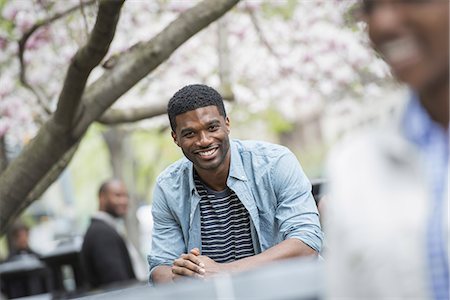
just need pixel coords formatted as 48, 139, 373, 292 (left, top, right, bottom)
105, 205, 123, 218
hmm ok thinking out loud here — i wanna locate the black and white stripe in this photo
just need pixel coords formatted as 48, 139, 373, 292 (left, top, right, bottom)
195, 174, 254, 263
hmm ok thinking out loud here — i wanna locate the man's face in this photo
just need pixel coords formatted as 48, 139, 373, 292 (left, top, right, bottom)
171, 105, 231, 173
363, 0, 449, 93
101, 181, 129, 218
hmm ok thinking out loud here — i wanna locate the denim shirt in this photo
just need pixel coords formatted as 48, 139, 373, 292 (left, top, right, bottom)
148, 139, 323, 282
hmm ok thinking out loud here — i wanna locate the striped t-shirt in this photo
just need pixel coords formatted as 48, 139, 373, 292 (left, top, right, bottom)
194, 174, 255, 263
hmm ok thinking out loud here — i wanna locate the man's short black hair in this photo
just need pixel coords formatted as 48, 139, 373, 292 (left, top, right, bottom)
167, 84, 227, 131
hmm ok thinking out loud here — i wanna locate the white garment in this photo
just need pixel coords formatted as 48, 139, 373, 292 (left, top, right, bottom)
324, 127, 430, 299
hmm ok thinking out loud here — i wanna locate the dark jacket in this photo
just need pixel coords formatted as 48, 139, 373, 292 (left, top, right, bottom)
81, 218, 136, 288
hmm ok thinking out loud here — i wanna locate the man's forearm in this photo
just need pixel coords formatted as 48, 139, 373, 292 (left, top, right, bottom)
151, 265, 173, 284
223, 238, 316, 273
154, 239, 316, 281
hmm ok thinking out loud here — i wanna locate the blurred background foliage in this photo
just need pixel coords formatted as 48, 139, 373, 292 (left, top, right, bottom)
0, 0, 404, 258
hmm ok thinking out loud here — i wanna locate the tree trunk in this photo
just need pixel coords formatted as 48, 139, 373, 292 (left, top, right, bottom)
217, 17, 234, 101
0, 137, 7, 174
102, 127, 141, 254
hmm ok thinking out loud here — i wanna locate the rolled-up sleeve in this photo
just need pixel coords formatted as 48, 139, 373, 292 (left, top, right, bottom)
148, 182, 186, 285
272, 150, 323, 252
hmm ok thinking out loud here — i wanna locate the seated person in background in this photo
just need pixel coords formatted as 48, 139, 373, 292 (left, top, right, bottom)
149, 84, 323, 284
6, 222, 39, 261
81, 179, 146, 289
1, 222, 45, 299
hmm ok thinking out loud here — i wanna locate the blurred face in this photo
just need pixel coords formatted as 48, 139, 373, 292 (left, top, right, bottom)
362, 0, 449, 93
171, 105, 231, 173
14, 229, 29, 250
101, 181, 129, 218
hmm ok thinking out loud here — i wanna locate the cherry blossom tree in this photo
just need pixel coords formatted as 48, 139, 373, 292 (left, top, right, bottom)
0, 0, 240, 235
0, 0, 391, 235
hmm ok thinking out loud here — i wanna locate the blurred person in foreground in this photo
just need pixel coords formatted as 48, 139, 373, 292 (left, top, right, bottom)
148, 84, 323, 284
81, 179, 147, 289
325, 0, 448, 299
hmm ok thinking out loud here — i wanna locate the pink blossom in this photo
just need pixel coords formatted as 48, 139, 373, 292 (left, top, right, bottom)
27, 27, 51, 50
2, 4, 18, 21
15, 11, 35, 33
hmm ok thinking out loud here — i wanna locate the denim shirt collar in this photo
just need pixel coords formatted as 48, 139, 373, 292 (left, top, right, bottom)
228, 139, 248, 182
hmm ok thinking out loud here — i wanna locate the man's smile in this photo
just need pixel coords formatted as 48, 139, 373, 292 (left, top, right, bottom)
195, 147, 218, 159
379, 37, 421, 76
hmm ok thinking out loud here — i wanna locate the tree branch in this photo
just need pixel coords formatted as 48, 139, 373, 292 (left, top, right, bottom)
79, 0, 91, 38
245, 6, 279, 59
13, 142, 80, 228
72, 0, 241, 137
217, 17, 235, 101
98, 102, 167, 125
0, 121, 74, 235
17, 0, 97, 116
19, 79, 52, 116
53, 0, 124, 131
0, 137, 7, 173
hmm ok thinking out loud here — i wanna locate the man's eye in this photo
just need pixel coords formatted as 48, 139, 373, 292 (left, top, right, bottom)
183, 132, 194, 137
209, 125, 219, 131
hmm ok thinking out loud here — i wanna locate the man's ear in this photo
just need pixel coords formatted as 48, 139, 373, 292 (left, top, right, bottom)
225, 117, 230, 134
171, 131, 179, 146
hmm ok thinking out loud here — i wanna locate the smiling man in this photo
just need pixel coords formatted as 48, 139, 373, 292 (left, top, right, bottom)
148, 84, 323, 284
